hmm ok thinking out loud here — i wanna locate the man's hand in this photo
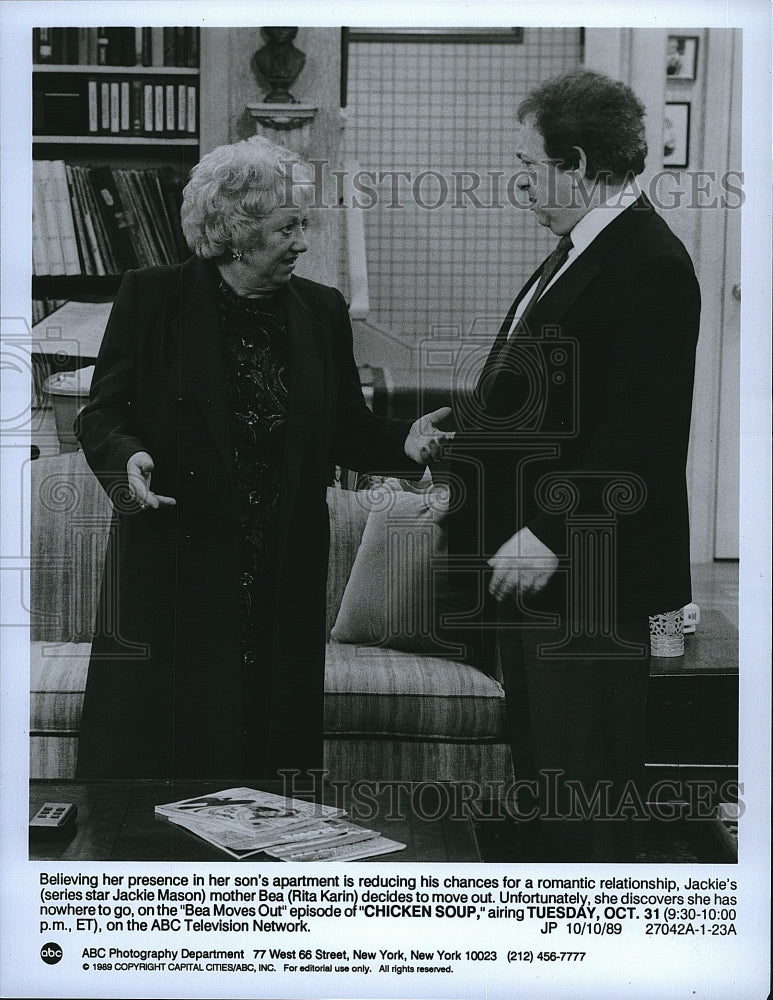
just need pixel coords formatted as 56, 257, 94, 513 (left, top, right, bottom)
488, 526, 558, 601
127, 451, 176, 510
404, 406, 455, 465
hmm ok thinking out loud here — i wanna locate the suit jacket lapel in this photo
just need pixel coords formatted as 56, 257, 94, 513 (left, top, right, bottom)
479, 266, 543, 376
173, 256, 235, 476
474, 262, 545, 414
524, 194, 653, 332
483, 195, 655, 403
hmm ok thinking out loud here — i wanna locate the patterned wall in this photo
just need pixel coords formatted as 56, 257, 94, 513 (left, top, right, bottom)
344, 29, 582, 346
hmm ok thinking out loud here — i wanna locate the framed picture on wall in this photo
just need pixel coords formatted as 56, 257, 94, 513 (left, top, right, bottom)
663, 102, 691, 168
666, 35, 699, 79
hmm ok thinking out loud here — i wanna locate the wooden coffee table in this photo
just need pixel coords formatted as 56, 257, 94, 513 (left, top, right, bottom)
29, 780, 482, 863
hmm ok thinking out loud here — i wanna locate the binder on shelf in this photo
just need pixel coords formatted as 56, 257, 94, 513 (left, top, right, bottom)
177, 83, 187, 133
143, 83, 154, 133
48, 159, 82, 275
31, 167, 50, 275
163, 27, 177, 67
96, 28, 108, 66
49, 28, 64, 64
134, 28, 145, 67
153, 168, 185, 261
32, 73, 89, 135
36, 161, 186, 276
186, 85, 197, 134
104, 27, 135, 66
151, 28, 164, 68
33, 63, 199, 141
154, 83, 164, 134
33, 161, 67, 276
99, 80, 110, 133
131, 79, 144, 134
32, 24, 199, 68
86, 28, 99, 65
91, 166, 140, 271
55, 74, 200, 138
71, 166, 106, 275
77, 28, 90, 66
65, 164, 94, 275
81, 166, 116, 274
117, 170, 157, 266
87, 79, 98, 133
116, 170, 156, 266
175, 27, 186, 67
165, 83, 175, 134
33, 28, 53, 64
141, 170, 176, 263
64, 28, 80, 64
184, 26, 200, 68
141, 27, 153, 66
109, 81, 121, 134
120, 80, 131, 133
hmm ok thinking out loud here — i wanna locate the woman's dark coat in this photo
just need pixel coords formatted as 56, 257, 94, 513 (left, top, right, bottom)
75, 256, 415, 779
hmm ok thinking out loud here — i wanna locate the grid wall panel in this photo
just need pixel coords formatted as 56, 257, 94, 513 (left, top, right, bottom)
344, 30, 582, 346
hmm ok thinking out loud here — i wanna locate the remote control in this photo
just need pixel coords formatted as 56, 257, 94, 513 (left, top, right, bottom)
29, 802, 77, 835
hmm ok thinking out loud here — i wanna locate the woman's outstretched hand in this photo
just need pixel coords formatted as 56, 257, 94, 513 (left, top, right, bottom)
126, 451, 176, 510
404, 406, 456, 465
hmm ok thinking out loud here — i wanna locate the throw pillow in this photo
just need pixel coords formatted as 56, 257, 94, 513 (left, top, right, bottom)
331, 485, 465, 656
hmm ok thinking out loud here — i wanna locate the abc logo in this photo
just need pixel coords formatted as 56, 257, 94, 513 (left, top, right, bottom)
40, 942, 63, 965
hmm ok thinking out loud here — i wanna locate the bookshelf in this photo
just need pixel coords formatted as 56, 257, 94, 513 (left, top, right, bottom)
32, 26, 201, 312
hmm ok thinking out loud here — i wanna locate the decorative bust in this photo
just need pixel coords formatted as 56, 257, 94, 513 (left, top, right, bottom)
251, 27, 306, 103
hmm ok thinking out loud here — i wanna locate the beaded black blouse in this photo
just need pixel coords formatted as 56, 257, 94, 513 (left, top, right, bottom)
216, 278, 290, 668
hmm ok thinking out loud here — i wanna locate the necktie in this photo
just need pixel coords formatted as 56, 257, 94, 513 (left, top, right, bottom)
477, 232, 574, 405
502, 232, 574, 346
524, 232, 574, 314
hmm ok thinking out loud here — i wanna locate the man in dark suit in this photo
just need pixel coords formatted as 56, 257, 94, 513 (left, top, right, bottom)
446, 70, 700, 860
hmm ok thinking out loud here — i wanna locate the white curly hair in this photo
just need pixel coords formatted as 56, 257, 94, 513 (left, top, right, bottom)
180, 135, 315, 259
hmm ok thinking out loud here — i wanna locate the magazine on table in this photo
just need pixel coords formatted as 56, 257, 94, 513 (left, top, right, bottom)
264, 835, 407, 863
154, 786, 405, 860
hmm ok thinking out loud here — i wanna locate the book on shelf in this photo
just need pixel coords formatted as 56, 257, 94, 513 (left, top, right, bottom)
32, 161, 67, 276
32, 159, 187, 278
33, 26, 200, 68
154, 787, 406, 861
33, 28, 53, 64
48, 160, 82, 275
96, 28, 109, 66
64, 165, 93, 274
32, 73, 90, 135
31, 170, 50, 276
77, 164, 117, 273
70, 164, 107, 275
35, 72, 198, 138
90, 166, 140, 271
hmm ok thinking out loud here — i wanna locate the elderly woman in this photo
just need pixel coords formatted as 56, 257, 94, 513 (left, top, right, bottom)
75, 136, 448, 779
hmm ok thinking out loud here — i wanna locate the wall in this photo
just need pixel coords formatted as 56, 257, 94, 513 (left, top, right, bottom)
587, 27, 741, 561
343, 29, 583, 361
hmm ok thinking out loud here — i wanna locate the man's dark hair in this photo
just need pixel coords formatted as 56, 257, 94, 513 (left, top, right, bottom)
517, 70, 648, 182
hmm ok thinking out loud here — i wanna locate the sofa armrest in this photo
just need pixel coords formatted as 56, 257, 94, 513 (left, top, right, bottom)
30, 451, 113, 643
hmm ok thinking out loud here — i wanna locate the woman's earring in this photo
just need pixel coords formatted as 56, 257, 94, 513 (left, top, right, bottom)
231, 249, 244, 261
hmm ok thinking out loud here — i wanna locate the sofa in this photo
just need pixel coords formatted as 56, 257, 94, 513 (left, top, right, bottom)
29, 449, 513, 783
